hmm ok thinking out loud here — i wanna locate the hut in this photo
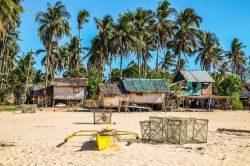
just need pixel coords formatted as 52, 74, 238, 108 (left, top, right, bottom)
173, 70, 214, 96
173, 71, 230, 110
98, 78, 169, 109
30, 78, 88, 107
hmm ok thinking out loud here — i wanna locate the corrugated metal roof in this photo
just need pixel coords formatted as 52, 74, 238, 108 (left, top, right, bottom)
121, 78, 169, 93
180, 71, 214, 83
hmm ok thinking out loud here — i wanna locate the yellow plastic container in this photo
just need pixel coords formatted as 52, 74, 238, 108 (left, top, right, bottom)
96, 134, 110, 151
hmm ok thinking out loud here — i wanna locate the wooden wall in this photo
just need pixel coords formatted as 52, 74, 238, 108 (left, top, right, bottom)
201, 83, 213, 95
99, 93, 165, 108
53, 86, 85, 100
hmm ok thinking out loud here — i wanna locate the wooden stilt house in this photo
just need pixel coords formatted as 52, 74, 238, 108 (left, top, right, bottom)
98, 78, 169, 109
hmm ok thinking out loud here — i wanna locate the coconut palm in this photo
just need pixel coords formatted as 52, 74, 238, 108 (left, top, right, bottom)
171, 8, 202, 71
195, 31, 223, 73
154, 0, 176, 73
0, 0, 23, 74
35, 1, 71, 85
54, 44, 68, 75
226, 38, 246, 76
132, 8, 154, 78
63, 36, 86, 77
111, 12, 138, 78
86, 15, 114, 80
77, 10, 90, 41
0, 0, 23, 37
159, 51, 175, 72
19, 51, 36, 103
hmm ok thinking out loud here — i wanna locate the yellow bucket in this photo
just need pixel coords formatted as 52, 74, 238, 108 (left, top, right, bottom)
96, 134, 110, 151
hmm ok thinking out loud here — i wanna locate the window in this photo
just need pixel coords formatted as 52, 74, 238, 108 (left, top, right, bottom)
73, 87, 81, 93
192, 83, 198, 88
202, 83, 209, 88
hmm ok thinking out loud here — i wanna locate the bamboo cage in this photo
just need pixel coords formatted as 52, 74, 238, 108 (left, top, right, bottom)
140, 120, 151, 142
140, 117, 208, 144
149, 117, 166, 142
22, 104, 37, 113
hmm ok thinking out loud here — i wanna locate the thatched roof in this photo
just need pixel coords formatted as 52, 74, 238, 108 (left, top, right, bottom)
98, 83, 127, 97
174, 71, 214, 83
51, 77, 88, 87
121, 78, 169, 93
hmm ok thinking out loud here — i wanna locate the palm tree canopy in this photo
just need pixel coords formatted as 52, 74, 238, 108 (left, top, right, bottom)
155, 0, 176, 48
226, 38, 246, 75
171, 8, 202, 70
35, 1, 71, 47
77, 9, 90, 29
196, 31, 223, 71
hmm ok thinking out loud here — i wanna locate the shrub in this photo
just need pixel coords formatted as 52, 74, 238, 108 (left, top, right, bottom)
230, 92, 243, 110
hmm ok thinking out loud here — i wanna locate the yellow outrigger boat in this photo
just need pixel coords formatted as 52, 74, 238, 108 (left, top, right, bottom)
64, 128, 139, 151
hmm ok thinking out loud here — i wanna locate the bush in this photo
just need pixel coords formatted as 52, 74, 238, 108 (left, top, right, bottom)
230, 92, 243, 110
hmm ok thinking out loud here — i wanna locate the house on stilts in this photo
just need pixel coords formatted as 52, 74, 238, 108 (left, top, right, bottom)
173, 70, 231, 110
98, 78, 169, 110
29, 78, 88, 107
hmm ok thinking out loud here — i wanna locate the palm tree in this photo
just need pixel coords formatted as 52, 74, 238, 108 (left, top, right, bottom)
86, 15, 114, 80
64, 36, 86, 77
54, 44, 68, 75
111, 12, 137, 78
35, 1, 71, 85
132, 8, 154, 78
0, 0, 23, 74
226, 38, 246, 76
195, 31, 223, 73
20, 51, 36, 103
77, 10, 90, 41
179, 59, 186, 71
159, 51, 175, 72
154, 0, 176, 73
171, 8, 202, 71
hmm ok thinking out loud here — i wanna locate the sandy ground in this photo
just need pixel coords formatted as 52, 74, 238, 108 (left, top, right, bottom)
0, 110, 250, 166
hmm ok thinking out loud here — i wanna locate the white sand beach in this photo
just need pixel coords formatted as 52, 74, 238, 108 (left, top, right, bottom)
0, 111, 250, 166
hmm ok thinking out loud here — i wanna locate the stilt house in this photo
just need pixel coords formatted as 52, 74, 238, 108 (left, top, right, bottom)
98, 78, 169, 109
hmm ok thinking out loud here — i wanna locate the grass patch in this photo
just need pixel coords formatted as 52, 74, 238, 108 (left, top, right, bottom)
0, 105, 20, 112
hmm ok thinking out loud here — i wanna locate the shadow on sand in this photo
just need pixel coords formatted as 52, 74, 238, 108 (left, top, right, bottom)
77, 141, 97, 151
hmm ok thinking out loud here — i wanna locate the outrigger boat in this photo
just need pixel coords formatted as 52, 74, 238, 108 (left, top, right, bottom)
64, 127, 139, 151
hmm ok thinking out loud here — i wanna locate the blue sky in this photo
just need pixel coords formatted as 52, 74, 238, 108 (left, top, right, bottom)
19, 0, 250, 74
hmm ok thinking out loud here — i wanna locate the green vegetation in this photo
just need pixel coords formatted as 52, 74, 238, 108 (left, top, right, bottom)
0, 0, 249, 107
0, 105, 19, 112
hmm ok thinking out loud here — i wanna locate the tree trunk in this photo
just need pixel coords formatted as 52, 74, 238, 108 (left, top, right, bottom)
119, 46, 123, 79
23, 54, 32, 104
213, 64, 217, 81
78, 28, 81, 42
109, 54, 112, 83
144, 57, 148, 78
46, 31, 53, 85
155, 47, 159, 74
137, 51, 141, 78
176, 54, 181, 71
100, 46, 104, 80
